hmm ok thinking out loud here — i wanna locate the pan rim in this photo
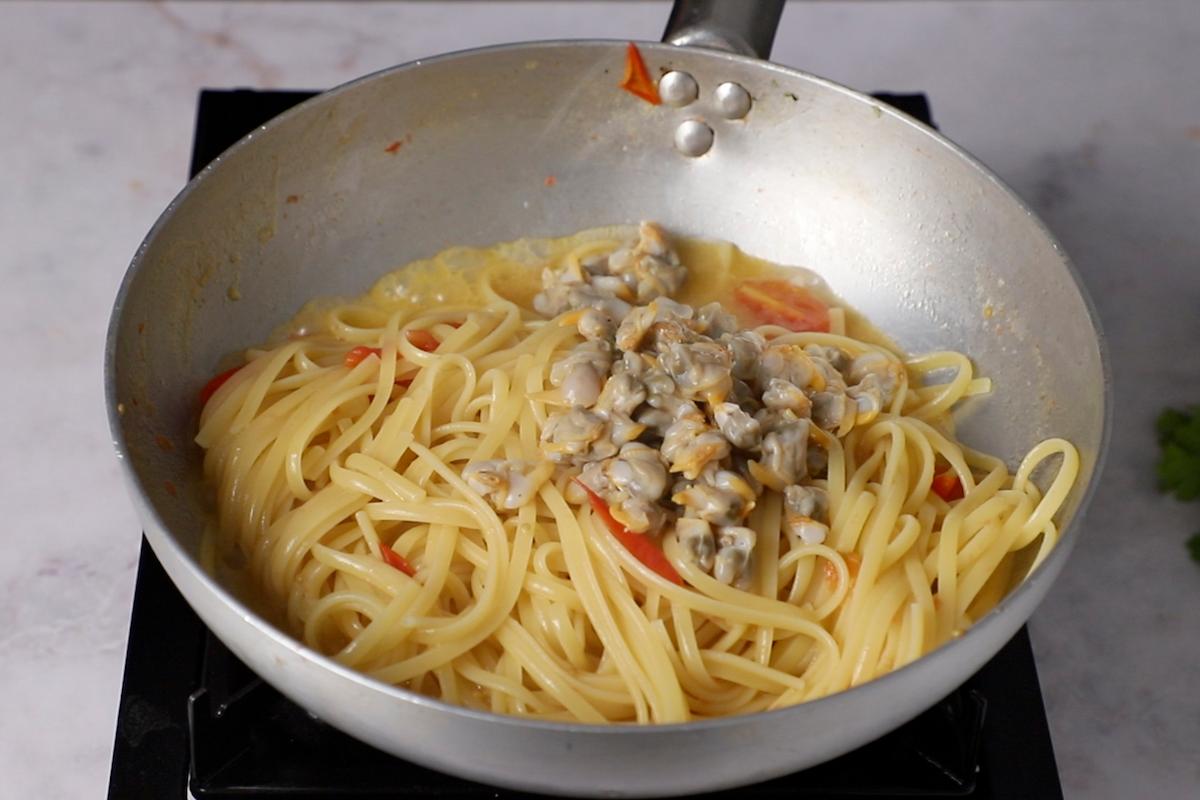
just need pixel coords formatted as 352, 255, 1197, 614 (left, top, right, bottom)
104, 37, 1112, 737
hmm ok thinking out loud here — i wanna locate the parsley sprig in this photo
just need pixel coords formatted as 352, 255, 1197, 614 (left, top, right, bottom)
1156, 406, 1200, 562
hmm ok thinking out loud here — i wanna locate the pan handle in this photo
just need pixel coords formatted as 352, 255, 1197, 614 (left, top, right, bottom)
662, 0, 786, 60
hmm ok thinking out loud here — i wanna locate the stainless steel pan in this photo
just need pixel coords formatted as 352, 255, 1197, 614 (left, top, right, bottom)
105, 2, 1109, 795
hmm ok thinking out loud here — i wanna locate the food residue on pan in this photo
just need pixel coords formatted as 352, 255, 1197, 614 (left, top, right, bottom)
544, 175, 557, 187
163, 480, 178, 497
384, 133, 414, 154
155, 435, 174, 452
228, 285, 242, 301
285, 194, 300, 204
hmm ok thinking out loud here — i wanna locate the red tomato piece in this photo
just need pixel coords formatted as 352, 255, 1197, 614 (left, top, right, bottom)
734, 279, 831, 333
619, 43, 660, 105
344, 346, 382, 368
380, 543, 416, 577
406, 329, 440, 352
931, 471, 965, 502
574, 479, 683, 585
198, 365, 242, 406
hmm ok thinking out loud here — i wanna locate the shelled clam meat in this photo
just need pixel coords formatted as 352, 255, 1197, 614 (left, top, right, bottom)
466, 222, 903, 589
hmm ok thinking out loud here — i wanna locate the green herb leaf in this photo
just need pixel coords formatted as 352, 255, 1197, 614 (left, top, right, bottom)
1188, 533, 1200, 564
1156, 407, 1190, 444
1156, 406, 1200, 501
1157, 407, 1200, 565
1158, 443, 1200, 500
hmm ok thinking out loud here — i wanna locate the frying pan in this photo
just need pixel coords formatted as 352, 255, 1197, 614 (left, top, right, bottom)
104, 1, 1110, 795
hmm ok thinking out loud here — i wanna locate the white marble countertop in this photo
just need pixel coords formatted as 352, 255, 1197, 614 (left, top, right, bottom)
3, 1, 1198, 797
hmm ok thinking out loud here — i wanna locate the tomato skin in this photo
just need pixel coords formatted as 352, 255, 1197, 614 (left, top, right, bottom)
380, 543, 416, 577
574, 479, 683, 585
406, 329, 440, 352
619, 43, 660, 105
346, 346, 416, 393
344, 346, 382, 368
931, 471, 965, 502
198, 366, 242, 406
734, 280, 831, 333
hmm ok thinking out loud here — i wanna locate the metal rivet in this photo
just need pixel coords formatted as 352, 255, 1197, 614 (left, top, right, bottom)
674, 119, 714, 157
714, 82, 752, 119
659, 70, 699, 107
